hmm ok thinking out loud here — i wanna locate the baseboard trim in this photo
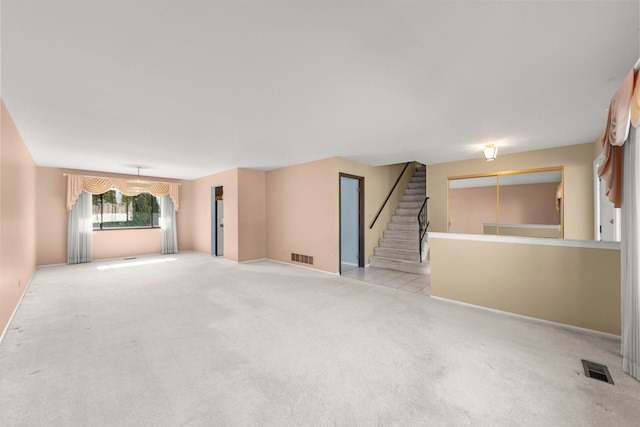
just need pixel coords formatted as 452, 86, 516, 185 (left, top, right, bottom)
0, 267, 38, 346
37, 262, 67, 268
239, 258, 268, 264
430, 296, 621, 340
37, 251, 190, 268
267, 259, 339, 276
215, 257, 338, 275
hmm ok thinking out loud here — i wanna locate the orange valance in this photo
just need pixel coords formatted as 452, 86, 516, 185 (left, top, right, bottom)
66, 174, 179, 212
632, 69, 640, 127
598, 68, 636, 208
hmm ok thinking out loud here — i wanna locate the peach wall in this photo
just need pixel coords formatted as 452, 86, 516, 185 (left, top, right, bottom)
428, 142, 595, 240
35, 167, 67, 265
176, 180, 194, 253
190, 168, 239, 261
1, 100, 37, 335
93, 228, 162, 260
237, 168, 266, 261
266, 158, 338, 273
264, 157, 412, 274
35, 166, 189, 265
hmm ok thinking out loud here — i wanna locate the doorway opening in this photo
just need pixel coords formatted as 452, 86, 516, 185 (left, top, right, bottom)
339, 174, 364, 274
594, 157, 621, 242
211, 186, 224, 256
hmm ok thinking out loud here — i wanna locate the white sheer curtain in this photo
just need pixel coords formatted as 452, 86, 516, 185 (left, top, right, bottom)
67, 190, 93, 264
621, 126, 640, 379
161, 196, 178, 254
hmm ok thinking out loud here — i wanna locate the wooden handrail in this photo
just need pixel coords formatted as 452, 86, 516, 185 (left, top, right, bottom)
369, 162, 410, 229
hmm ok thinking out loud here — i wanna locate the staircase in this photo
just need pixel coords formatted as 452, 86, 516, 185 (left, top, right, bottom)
369, 165, 429, 275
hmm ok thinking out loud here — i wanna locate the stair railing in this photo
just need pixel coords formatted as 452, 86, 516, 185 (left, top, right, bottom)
369, 162, 410, 229
418, 197, 429, 263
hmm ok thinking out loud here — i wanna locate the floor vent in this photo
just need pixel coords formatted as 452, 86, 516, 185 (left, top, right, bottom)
582, 360, 614, 385
291, 253, 314, 265
123, 257, 137, 260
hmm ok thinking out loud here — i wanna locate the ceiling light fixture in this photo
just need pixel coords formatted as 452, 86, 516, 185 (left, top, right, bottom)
482, 144, 498, 161
127, 166, 150, 194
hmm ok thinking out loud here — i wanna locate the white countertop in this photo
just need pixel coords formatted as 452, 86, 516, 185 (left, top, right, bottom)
429, 232, 620, 250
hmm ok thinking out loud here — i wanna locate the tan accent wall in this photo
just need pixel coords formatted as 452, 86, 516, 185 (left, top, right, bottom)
427, 142, 595, 240
35, 166, 189, 265
594, 137, 603, 159
430, 236, 621, 335
1, 100, 37, 334
335, 158, 415, 263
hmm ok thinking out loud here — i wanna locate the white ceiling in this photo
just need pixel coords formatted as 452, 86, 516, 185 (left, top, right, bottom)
2, 1, 639, 180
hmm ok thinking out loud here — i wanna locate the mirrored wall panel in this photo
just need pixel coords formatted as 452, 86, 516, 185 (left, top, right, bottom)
448, 176, 497, 234
448, 168, 563, 238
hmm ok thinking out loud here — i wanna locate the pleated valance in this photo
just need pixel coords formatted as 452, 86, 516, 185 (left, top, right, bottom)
66, 174, 179, 212
599, 67, 640, 207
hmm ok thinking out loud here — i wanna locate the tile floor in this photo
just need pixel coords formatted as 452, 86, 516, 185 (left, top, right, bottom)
340, 264, 431, 295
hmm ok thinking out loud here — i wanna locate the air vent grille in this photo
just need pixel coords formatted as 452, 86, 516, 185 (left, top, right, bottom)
582, 360, 614, 385
291, 253, 314, 265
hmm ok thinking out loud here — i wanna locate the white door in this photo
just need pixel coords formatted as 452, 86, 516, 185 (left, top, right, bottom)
340, 176, 359, 272
216, 200, 224, 255
594, 157, 621, 242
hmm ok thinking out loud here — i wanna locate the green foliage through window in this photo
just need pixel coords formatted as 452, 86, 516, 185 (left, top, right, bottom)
92, 190, 161, 229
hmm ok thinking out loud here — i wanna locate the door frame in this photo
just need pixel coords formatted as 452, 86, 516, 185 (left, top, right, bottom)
339, 173, 365, 274
593, 156, 621, 241
211, 186, 224, 256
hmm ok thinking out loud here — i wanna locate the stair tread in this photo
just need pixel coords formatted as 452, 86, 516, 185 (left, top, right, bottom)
394, 212, 419, 215
383, 232, 419, 238
370, 255, 422, 263
369, 256, 430, 274
374, 248, 420, 261
370, 164, 428, 274
376, 247, 419, 254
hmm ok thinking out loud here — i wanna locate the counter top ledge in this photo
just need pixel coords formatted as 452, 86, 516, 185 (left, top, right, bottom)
428, 232, 620, 250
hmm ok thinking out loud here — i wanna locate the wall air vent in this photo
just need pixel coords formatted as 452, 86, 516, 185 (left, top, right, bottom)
581, 360, 614, 385
291, 253, 314, 265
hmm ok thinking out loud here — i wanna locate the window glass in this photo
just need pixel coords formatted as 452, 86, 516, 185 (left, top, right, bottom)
92, 189, 161, 229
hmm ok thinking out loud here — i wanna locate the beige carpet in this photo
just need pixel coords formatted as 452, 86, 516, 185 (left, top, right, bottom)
1, 252, 639, 426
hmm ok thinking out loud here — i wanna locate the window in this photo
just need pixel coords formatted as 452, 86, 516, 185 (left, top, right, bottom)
92, 189, 161, 230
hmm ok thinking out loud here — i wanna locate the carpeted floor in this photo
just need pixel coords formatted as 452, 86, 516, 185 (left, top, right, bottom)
1, 252, 639, 426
